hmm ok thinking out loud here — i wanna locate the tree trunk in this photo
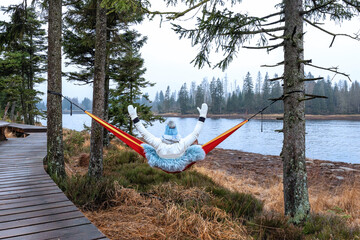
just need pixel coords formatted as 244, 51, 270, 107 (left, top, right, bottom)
47, 0, 65, 178
3, 102, 10, 120
282, 0, 310, 224
10, 101, 16, 122
89, 0, 107, 178
103, 74, 110, 147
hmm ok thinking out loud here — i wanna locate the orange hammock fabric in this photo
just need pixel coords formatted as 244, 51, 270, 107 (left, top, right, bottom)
85, 111, 247, 158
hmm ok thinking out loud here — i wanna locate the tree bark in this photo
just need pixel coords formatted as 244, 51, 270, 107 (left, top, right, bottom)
103, 74, 110, 147
282, 0, 310, 224
89, 0, 107, 178
47, 0, 65, 178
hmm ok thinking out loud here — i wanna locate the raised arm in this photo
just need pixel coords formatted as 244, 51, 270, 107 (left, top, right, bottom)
128, 105, 162, 148
182, 103, 208, 148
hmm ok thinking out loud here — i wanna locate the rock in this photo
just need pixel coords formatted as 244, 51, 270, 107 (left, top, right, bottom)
331, 168, 345, 172
306, 161, 314, 165
213, 161, 221, 167
335, 176, 344, 180
320, 163, 335, 167
338, 167, 359, 172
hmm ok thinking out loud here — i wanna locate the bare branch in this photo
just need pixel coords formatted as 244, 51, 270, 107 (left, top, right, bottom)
243, 42, 284, 50
298, 59, 312, 64
268, 76, 284, 81
261, 18, 285, 27
299, 94, 328, 102
301, 0, 336, 15
261, 61, 284, 68
305, 63, 352, 81
143, 0, 211, 20
233, 26, 286, 36
304, 18, 360, 47
300, 77, 324, 82
259, 11, 285, 20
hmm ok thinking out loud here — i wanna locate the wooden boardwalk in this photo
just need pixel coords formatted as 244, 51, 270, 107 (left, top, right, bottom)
0, 127, 108, 239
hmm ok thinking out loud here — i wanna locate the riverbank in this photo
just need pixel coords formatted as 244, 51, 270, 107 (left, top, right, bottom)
158, 113, 360, 121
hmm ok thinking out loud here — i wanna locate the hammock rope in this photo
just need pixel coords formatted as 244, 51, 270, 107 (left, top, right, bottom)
48, 90, 281, 172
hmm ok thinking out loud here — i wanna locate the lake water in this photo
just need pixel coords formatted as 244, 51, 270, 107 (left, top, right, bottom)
41, 114, 360, 164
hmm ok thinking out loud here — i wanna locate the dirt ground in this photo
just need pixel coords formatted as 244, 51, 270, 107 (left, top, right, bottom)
197, 148, 360, 192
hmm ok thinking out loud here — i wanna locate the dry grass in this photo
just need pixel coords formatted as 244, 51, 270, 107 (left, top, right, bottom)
309, 182, 360, 226
4, 128, 16, 138
83, 183, 249, 240
194, 166, 360, 227
194, 166, 284, 213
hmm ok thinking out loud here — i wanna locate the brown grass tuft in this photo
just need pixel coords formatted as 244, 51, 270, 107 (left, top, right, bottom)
79, 153, 90, 167
309, 181, 360, 226
84, 183, 249, 240
194, 166, 284, 213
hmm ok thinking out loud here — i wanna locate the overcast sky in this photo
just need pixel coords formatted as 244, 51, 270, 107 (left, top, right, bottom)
1, 0, 360, 102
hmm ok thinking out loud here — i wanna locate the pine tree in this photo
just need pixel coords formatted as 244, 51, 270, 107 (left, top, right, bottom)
0, 3, 46, 124
108, 30, 161, 135
243, 72, 254, 113
178, 83, 189, 114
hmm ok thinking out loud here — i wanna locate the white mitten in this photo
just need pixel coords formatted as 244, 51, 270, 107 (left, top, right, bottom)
127, 105, 138, 120
197, 103, 208, 118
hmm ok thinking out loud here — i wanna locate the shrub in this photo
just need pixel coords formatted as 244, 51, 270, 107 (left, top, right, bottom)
56, 175, 116, 211
303, 214, 360, 240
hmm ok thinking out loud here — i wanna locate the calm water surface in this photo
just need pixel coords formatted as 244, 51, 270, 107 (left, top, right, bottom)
41, 114, 360, 164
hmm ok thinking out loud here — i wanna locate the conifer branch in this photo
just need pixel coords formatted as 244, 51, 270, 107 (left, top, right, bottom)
342, 0, 360, 11
143, 0, 211, 20
304, 18, 360, 47
243, 42, 284, 50
305, 63, 352, 81
261, 18, 285, 27
232, 26, 286, 36
261, 61, 284, 68
300, 77, 324, 82
301, 0, 337, 15
268, 76, 284, 81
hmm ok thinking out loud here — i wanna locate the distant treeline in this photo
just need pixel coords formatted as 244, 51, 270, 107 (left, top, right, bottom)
36, 97, 93, 113
151, 72, 360, 115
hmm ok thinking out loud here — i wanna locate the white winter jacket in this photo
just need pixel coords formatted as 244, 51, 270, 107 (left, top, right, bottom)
134, 120, 204, 159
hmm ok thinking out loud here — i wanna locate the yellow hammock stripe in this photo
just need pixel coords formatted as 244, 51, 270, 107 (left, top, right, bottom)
85, 111, 143, 149
202, 119, 248, 148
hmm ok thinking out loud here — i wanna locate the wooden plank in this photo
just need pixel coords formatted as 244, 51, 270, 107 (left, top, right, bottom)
0, 171, 46, 179
0, 192, 66, 206
0, 201, 73, 217
0, 188, 62, 201
0, 205, 79, 223
6, 223, 106, 240
0, 193, 68, 210
0, 211, 84, 231
0, 176, 51, 186
0, 176, 55, 189
0, 185, 60, 197
0, 182, 56, 193
0, 216, 90, 239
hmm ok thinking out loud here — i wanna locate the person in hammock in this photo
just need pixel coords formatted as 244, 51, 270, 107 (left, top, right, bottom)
127, 103, 208, 159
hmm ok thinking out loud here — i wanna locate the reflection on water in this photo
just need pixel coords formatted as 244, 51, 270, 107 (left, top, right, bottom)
41, 115, 360, 164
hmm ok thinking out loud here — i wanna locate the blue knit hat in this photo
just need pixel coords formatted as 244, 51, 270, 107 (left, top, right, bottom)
164, 121, 178, 136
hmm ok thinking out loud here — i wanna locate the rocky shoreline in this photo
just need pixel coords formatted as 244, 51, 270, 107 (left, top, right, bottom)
196, 148, 360, 191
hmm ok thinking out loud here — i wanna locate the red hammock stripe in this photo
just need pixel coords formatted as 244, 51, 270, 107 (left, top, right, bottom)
202, 119, 248, 154
85, 111, 146, 157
